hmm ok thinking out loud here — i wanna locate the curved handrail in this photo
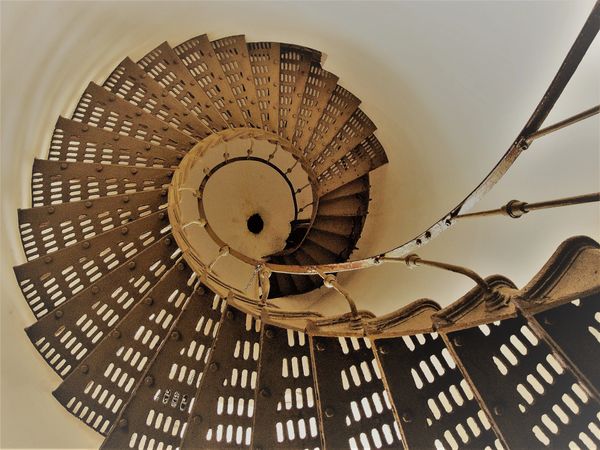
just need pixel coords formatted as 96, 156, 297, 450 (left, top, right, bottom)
264, 2, 600, 275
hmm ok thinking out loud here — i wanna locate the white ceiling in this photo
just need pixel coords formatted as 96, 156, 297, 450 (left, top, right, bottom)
1, 1, 598, 448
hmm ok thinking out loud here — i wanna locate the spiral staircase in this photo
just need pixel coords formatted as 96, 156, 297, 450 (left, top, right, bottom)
10, 3, 600, 449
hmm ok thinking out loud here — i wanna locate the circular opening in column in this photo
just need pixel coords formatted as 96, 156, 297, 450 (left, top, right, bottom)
247, 213, 264, 234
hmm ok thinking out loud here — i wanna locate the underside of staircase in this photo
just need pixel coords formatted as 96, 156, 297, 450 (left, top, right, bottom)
10, 5, 600, 448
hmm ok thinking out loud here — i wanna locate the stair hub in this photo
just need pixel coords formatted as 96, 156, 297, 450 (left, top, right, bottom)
169, 127, 319, 303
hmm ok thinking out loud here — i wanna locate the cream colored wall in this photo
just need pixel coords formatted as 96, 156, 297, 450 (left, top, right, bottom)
1, 1, 598, 448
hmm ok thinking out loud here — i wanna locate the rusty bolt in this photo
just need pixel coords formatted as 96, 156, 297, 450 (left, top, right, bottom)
82, 241, 90, 249
80, 364, 89, 374
60, 162, 68, 170
91, 286, 100, 295
47, 206, 55, 214
191, 415, 202, 424
158, 212, 166, 220
111, 329, 121, 339
452, 336, 462, 347
113, 135, 120, 142
165, 237, 172, 246
265, 328, 275, 339
378, 346, 388, 355
95, 165, 103, 172
209, 362, 219, 372
324, 407, 335, 418
54, 310, 63, 319
121, 227, 129, 235
401, 411, 413, 423
128, 261, 136, 270
82, 125, 89, 132
130, 168, 138, 175
122, 196, 130, 203
85, 201, 92, 208
171, 331, 181, 341
118, 418, 128, 428
316, 341, 326, 351
177, 262, 185, 271
226, 310, 234, 320
493, 405, 503, 416
144, 376, 154, 386
44, 256, 53, 264
260, 388, 271, 398
143, 297, 154, 306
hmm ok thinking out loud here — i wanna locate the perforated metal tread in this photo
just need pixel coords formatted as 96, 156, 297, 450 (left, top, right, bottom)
101, 288, 224, 449
52, 261, 199, 435
292, 64, 339, 151
310, 336, 403, 449
374, 333, 501, 449
181, 307, 261, 449
442, 316, 600, 449
31, 159, 172, 207
25, 234, 178, 378
317, 137, 387, 196
138, 42, 230, 132
49, 117, 185, 168
211, 35, 264, 129
311, 110, 377, 174
72, 82, 197, 151
303, 85, 360, 161
103, 57, 212, 140
527, 294, 600, 396
247, 42, 281, 133
174, 35, 247, 128
278, 44, 322, 141
252, 326, 322, 449
18, 190, 166, 261
15, 211, 171, 319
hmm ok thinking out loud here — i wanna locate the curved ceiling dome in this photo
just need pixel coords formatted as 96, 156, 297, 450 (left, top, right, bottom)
2, 2, 599, 450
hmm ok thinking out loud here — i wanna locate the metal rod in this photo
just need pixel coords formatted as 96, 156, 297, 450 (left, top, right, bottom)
208, 246, 229, 271
383, 254, 508, 311
263, 2, 600, 276
384, 254, 491, 294
526, 105, 599, 143
258, 266, 271, 305
315, 269, 359, 317
457, 192, 600, 219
